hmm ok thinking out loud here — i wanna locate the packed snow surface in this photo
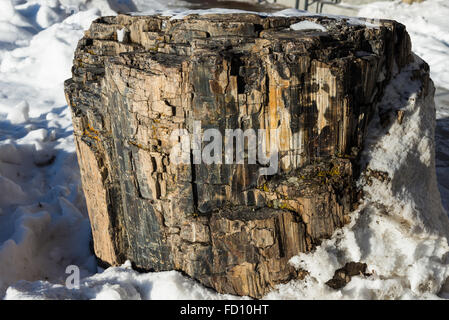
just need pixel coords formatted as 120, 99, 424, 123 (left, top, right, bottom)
358, 0, 449, 226
4, 260, 240, 300
290, 20, 327, 31
359, 0, 449, 95
1, 0, 449, 299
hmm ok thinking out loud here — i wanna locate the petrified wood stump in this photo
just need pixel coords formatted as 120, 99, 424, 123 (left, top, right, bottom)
65, 13, 412, 298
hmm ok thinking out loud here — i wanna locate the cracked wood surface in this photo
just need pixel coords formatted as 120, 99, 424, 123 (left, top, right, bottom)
65, 13, 412, 298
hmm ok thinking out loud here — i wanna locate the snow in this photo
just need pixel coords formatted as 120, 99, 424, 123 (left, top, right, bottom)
0, 0, 449, 300
0, 1, 16, 22
6, 101, 29, 125
290, 20, 327, 31
0, 0, 104, 297
272, 7, 379, 28
4, 260, 240, 300
133, 0, 189, 12
359, 0, 449, 93
357, 0, 449, 239
116, 27, 126, 42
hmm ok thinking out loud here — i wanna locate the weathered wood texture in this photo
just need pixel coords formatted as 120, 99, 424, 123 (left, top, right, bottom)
65, 13, 412, 298
402, 0, 424, 4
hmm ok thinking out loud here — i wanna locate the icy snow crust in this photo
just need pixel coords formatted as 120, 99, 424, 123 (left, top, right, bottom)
1, 0, 449, 299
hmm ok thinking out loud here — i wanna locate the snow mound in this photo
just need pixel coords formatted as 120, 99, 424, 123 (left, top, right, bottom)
4, 261, 239, 300
0, 0, 106, 298
0, 0, 16, 22
358, 0, 449, 228
290, 20, 327, 31
266, 57, 449, 299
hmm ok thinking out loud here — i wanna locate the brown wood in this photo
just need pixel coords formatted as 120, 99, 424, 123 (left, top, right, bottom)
65, 13, 413, 298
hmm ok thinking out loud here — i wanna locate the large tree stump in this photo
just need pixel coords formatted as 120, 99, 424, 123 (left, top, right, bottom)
65, 13, 412, 298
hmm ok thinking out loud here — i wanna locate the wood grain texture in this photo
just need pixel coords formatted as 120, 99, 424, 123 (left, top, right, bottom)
65, 13, 413, 297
